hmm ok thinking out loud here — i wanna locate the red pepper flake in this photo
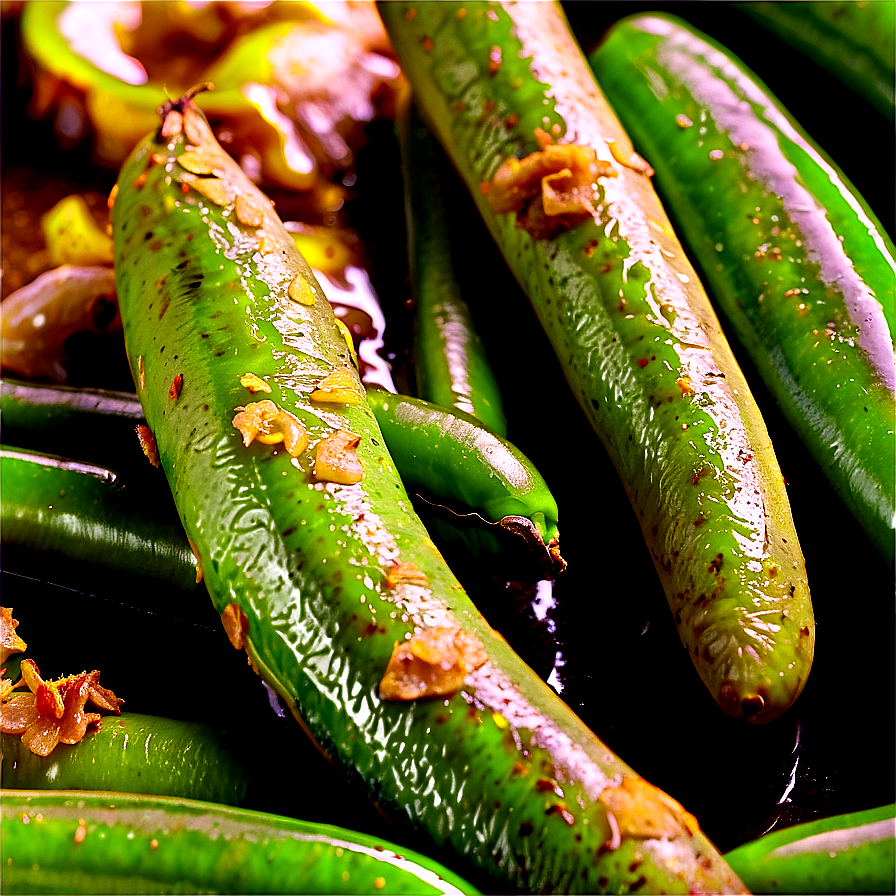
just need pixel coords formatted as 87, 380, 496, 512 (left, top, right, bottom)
168, 373, 183, 401
107, 184, 119, 210
74, 819, 87, 844
504, 113, 519, 129
638, 358, 649, 368
135, 424, 160, 468
421, 34, 434, 52
488, 45, 502, 75
545, 803, 576, 825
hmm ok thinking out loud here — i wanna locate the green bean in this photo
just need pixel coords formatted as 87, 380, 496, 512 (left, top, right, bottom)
1, 713, 249, 806
589, 11, 896, 567
725, 803, 896, 894
106, 87, 745, 894
732, 1, 895, 120
399, 97, 507, 436
1, 790, 479, 895
379, 0, 814, 724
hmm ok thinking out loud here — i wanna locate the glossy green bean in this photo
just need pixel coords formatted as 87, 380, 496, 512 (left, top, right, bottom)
0, 445, 199, 595
1, 713, 249, 806
1, 378, 560, 563
380, 0, 814, 724
733, 1, 895, 120
1, 790, 478, 895
107, 90, 744, 894
724, 804, 896, 894
399, 97, 507, 437
589, 12, 896, 568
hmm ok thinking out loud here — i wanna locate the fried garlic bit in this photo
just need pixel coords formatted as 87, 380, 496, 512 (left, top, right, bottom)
484, 144, 615, 219
385, 562, 430, 590
240, 372, 272, 394
599, 775, 700, 849
232, 400, 308, 457
1, 659, 123, 757
0, 607, 27, 665
379, 625, 488, 701
313, 429, 363, 484
310, 367, 362, 404
221, 603, 249, 651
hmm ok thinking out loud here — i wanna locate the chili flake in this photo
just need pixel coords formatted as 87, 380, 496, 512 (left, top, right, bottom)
310, 368, 361, 404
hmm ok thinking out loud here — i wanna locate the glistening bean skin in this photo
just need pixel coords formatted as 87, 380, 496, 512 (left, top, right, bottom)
589, 13, 896, 568
109, 94, 745, 894
1, 713, 249, 806
1, 378, 560, 557
366, 388, 560, 552
0, 446, 200, 595
379, 0, 814, 724
0, 790, 478, 895
732, 1, 895, 120
724, 804, 896, 895
399, 98, 508, 437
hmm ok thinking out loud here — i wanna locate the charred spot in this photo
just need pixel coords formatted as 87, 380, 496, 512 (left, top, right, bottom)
518, 821, 533, 836
591, 398, 600, 410
630, 875, 648, 891
283, 527, 296, 538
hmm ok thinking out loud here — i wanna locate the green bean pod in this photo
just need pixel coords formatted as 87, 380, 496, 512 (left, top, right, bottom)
108, 91, 744, 893
724, 803, 896, 894
1, 713, 249, 806
0, 790, 478, 895
379, 0, 814, 723
0, 446, 199, 595
732, 1, 895, 121
1, 378, 561, 569
399, 96, 508, 436
588, 12, 896, 568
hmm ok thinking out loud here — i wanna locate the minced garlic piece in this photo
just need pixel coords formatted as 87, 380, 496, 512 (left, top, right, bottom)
287, 273, 317, 306
310, 368, 361, 404
221, 603, 249, 651
192, 177, 233, 207
599, 776, 700, 846
233, 400, 308, 457
484, 144, 613, 217
0, 607, 26, 664
379, 625, 488, 701
240, 372, 272, 394
235, 193, 264, 228
177, 147, 222, 176
313, 429, 363, 484
606, 138, 654, 177
385, 562, 430, 590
